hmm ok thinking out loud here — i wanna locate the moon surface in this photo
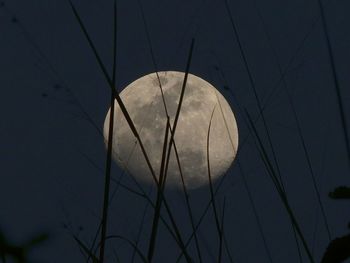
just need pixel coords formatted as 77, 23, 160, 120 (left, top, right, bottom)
103, 71, 239, 189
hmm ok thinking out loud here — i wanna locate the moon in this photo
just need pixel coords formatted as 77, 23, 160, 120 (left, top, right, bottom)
103, 71, 239, 190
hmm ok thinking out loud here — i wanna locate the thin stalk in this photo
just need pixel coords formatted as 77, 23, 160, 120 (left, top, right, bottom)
224, 0, 284, 195
131, 201, 150, 263
163, 39, 195, 190
68, 2, 191, 259
245, 109, 315, 263
252, 0, 331, 240
224, 1, 307, 260
146, 39, 196, 262
237, 161, 274, 263
175, 172, 233, 263
316, 0, 350, 167
206, 105, 224, 259
99, 1, 117, 262
218, 197, 227, 263
97, 235, 148, 263
212, 61, 274, 263
68, 0, 157, 183
135, 3, 202, 260
147, 117, 170, 261
113, 249, 121, 263
171, 128, 203, 263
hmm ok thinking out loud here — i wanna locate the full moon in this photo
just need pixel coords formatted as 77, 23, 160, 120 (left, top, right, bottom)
103, 71, 239, 189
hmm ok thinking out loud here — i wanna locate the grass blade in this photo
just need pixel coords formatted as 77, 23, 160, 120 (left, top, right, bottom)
146, 39, 195, 263
73, 235, 99, 263
135, 3, 202, 259
97, 235, 148, 263
225, 1, 310, 260
251, 0, 332, 241
68, 2, 193, 259
206, 105, 223, 256
147, 117, 170, 261
99, 1, 118, 262
316, 0, 350, 167
244, 109, 315, 263
68, 0, 157, 183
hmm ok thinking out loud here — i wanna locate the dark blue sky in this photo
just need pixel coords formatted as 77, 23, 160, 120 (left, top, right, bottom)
1, 0, 350, 262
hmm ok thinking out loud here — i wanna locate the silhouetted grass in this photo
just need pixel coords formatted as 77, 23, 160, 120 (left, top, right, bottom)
147, 39, 195, 262
133, 7, 205, 258
135, 1, 200, 258
99, 1, 118, 262
251, 0, 332, 242
68, 2, 195, 261
224, 0, 308, 260
316, 0, 350, 168
147, 117, 170, 261
244, 108, 315, 263
5, 0, 345, 261
131, 202, 150, 263
206, 105, 226, 262
139, 7, 203, 256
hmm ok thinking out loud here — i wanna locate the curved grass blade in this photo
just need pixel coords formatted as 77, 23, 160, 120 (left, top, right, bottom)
67, 2, 191, 260
244, 109, 315, 263
251, 0, 331, 241
147, 117, 170, 261
135, 3, 203, 258
316, 0, 350, 168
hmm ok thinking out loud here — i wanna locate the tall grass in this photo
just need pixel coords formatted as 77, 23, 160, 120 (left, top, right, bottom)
251, 0, 332, 241
224, 1, 311, 261
65, 0, 347, 261
316, 0, 350, 168
3, 0, 345, 261
99, 1, 118, 262
68, 2, 197, 262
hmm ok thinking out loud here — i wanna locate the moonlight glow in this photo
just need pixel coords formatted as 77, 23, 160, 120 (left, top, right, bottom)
103, 71, 239, 189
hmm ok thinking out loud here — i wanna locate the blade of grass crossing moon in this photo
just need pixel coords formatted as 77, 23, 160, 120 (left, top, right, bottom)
206, 105, 223, 257
213, 64, 275, 263
162, 39, 195, 189
134, 4, 202, 259
134, 8, 202, 259
68, 2, 192, 259
147, 39, 195, 263
68, 0, 157, 183
206, 105, 233, 262
214, 69, 275, 262
135, 0, 169, 117
99, 1, 117, 262
147, 117, 170, 262
171, 123, 203, 263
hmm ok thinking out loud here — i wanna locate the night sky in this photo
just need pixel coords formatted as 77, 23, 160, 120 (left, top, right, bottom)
1, 0, 350, 262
